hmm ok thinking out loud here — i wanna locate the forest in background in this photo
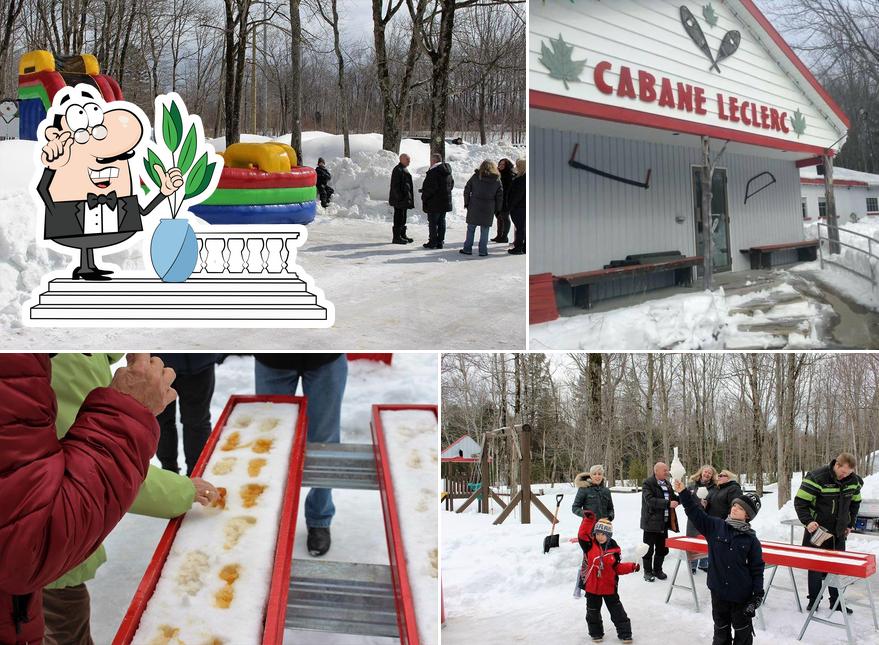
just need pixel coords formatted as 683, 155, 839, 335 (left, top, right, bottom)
442, 353, 879, 509
0, 0, 525, 156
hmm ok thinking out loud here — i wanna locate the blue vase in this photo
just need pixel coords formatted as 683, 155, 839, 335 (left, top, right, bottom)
150, 217, 198, 282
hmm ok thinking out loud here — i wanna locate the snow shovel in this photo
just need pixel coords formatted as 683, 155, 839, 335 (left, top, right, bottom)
543, 494, 566, 553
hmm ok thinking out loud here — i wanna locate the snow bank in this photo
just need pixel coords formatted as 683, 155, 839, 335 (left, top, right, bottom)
800, 218, 879, 311
443, 474, 879, 644
209, 132, 525, 224
530, 283, 830, 350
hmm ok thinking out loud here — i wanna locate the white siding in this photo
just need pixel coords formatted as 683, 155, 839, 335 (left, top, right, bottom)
801, 183, 879, 221
530, 0, 846, 151
532, 125, 803, 275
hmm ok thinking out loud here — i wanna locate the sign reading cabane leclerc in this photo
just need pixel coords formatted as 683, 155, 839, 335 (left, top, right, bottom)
530, 0, 848, 156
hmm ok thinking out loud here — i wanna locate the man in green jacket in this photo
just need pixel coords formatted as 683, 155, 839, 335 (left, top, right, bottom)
794, 452, 863, 613
43, 353, 219, 645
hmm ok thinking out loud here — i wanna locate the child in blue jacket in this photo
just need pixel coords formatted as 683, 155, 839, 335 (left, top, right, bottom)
673, 478, 765, 645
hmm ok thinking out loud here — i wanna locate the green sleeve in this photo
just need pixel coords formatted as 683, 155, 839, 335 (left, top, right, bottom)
128, 465, 196, 518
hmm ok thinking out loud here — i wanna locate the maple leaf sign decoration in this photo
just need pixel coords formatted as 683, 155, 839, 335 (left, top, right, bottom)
791, 108, 807, 137
539, 34, 587, 90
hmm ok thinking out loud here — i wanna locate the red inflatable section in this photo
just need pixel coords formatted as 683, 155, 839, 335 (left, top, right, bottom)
348, 354, 393, 365
99, 74, 124, 100
19, 70, 67, 102
218, 166, 317, 190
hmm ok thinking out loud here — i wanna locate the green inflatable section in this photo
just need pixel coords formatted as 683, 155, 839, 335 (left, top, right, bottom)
202, 186, 317, 206
19, 83, 50, 109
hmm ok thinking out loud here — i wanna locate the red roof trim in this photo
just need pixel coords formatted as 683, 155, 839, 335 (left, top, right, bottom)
800, 178, 870, 188
442, 435, 473, 454
531, 90, 830, 157
441, 457, 480, 463
737, 0, 850, 129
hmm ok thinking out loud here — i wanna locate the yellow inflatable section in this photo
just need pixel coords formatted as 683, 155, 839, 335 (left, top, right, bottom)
223, 142, 298, 173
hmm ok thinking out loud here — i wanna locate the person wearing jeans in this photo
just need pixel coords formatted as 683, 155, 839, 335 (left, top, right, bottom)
460, 160, 503, 257
254, 354, 348, 556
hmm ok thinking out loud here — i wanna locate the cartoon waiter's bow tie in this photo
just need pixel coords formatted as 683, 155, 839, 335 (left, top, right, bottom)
87, 191, 118, 209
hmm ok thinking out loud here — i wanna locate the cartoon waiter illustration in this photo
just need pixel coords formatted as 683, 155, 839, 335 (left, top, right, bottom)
36, 84, 183, 280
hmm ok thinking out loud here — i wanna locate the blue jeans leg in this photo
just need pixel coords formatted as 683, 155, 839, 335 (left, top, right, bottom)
463, 224, 477, 252
253, 356, 348, 528
478, 225, 490, 255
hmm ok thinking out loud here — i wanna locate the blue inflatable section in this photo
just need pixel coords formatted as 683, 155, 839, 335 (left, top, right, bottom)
19, 98, 46, 141
190, 200, 317, 225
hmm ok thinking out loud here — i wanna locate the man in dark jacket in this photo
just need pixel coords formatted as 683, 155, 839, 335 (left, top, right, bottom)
794, 453, 863, 612
675, 479, 765, 645
315, 158, 334, 208
507, 159, 526, 255
155, 353, 223, 475
572, 465, 614, 521
640, 462, 679, 581
254, 354, 348, 557
388, 154, 414, 244
0, 353, 173, 644
421, 153, 454, 249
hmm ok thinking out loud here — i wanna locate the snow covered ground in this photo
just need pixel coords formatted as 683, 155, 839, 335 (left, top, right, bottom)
442, 474, 879, 644
530, 282, 833, 350
87, 353, 438, 645
0, 134, 525, 349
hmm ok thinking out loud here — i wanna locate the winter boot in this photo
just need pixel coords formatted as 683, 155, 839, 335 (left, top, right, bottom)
831, 599, 853, 614
653, 554, 667, 580
402, 226, 413, 243
642, 558, 655, 582
392, 225, 407, 245
307, 527, 331, 556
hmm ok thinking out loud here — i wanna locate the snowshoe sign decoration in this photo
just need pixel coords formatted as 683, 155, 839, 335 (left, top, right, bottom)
680, 5, 740, 73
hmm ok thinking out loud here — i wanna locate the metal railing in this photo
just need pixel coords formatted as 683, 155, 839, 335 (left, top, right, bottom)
817, 221, 879, 289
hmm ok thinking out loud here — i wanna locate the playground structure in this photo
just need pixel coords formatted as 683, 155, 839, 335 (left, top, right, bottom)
449, 424, 555, 525
17, 50, 122, 141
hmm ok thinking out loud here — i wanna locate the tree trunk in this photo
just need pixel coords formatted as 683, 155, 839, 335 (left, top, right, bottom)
288, 0, 302, 159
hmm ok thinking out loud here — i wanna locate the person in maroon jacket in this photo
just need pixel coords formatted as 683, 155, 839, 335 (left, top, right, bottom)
577, 513, 638, 643
0, 353, 175, 645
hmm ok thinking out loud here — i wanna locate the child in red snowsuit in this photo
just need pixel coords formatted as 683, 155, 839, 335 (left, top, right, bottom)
578, 512, 638, 643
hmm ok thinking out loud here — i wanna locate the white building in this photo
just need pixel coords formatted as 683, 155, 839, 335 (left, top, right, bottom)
530, 0, 849, 312
800, 166, 879, 222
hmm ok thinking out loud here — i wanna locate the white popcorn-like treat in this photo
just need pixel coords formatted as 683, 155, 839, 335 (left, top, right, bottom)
131, 402, 299, 645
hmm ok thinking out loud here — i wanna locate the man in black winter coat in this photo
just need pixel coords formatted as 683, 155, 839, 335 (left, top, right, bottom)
675, 479, 765, 645
640, 462, 679, 581
794, 453, 863, 612
154, 353, 222, 475
315, 158, 334, 208
421, 153, 454, 249
388, 154, 414, 244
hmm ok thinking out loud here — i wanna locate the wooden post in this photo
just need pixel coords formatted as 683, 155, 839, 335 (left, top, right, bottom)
479, 435, 489, 514
701, 136, 713, 290
520, 424, 532, 524
507, 427, 518, 517
824, 154, 840, 255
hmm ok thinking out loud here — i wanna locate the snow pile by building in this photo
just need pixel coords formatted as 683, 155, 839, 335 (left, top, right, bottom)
800, 218, 879, 311
443, 472, 879, 645
530, 283, 832, 350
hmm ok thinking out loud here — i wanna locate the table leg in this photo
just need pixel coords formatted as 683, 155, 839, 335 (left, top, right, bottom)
798, 576, 831, 641
665, 557, 681, 605
789, 566, 802, 612
866, 577, 879, 630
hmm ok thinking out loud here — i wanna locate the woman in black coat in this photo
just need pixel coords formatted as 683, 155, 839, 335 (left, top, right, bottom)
507, 159, 526, 255
492, 158, 514, 243
707, 470, 744, 519
571, 465, 614, 520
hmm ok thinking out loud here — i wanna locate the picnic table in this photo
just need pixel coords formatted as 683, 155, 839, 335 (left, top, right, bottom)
665, 535, 878, 644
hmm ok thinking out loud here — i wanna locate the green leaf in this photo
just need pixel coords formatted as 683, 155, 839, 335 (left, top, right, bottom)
791, 108, 807, 138
178, 125, 198, 174
189, 161, 216, 201
538, 34, 586, 91
170, 101, 184, 146
162, 105, 180, 152
703, 3, 718, 28
185, 153, 208, 200
144, 148, 165, 188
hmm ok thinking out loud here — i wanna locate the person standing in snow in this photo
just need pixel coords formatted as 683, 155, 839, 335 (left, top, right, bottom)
253, 354, 347, 557
794, 453, 863, 613
43, 353, 219, 645
421, 153, 454, 249
577, 514, 638, 643
707, 470, 744, 521
315, 158, 334, 208
674, 478, 765, 645
507, 159, 526, 255
155, 353, 222, 476
572, 464, 615, 521
491, 158, 514, 244
460, 160, 503, 257
388, 153, 414, 244
685, 465, 717, 574
640, 461, 679, 582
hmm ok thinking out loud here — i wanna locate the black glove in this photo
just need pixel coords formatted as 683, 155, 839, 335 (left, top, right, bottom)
743, 591, 764, 618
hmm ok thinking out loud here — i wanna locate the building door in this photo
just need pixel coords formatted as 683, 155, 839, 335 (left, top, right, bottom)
693, 167, 732, 273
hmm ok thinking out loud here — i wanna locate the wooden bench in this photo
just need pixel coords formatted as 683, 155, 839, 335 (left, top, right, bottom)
740, 240, 818, 270
557, 254, 703, 309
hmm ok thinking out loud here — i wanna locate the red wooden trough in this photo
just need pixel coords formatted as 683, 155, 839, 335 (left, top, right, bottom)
348, 353, 393, 365
113, 394, 309, 645
667, 535, 876, 578
371, 404, 439, 645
